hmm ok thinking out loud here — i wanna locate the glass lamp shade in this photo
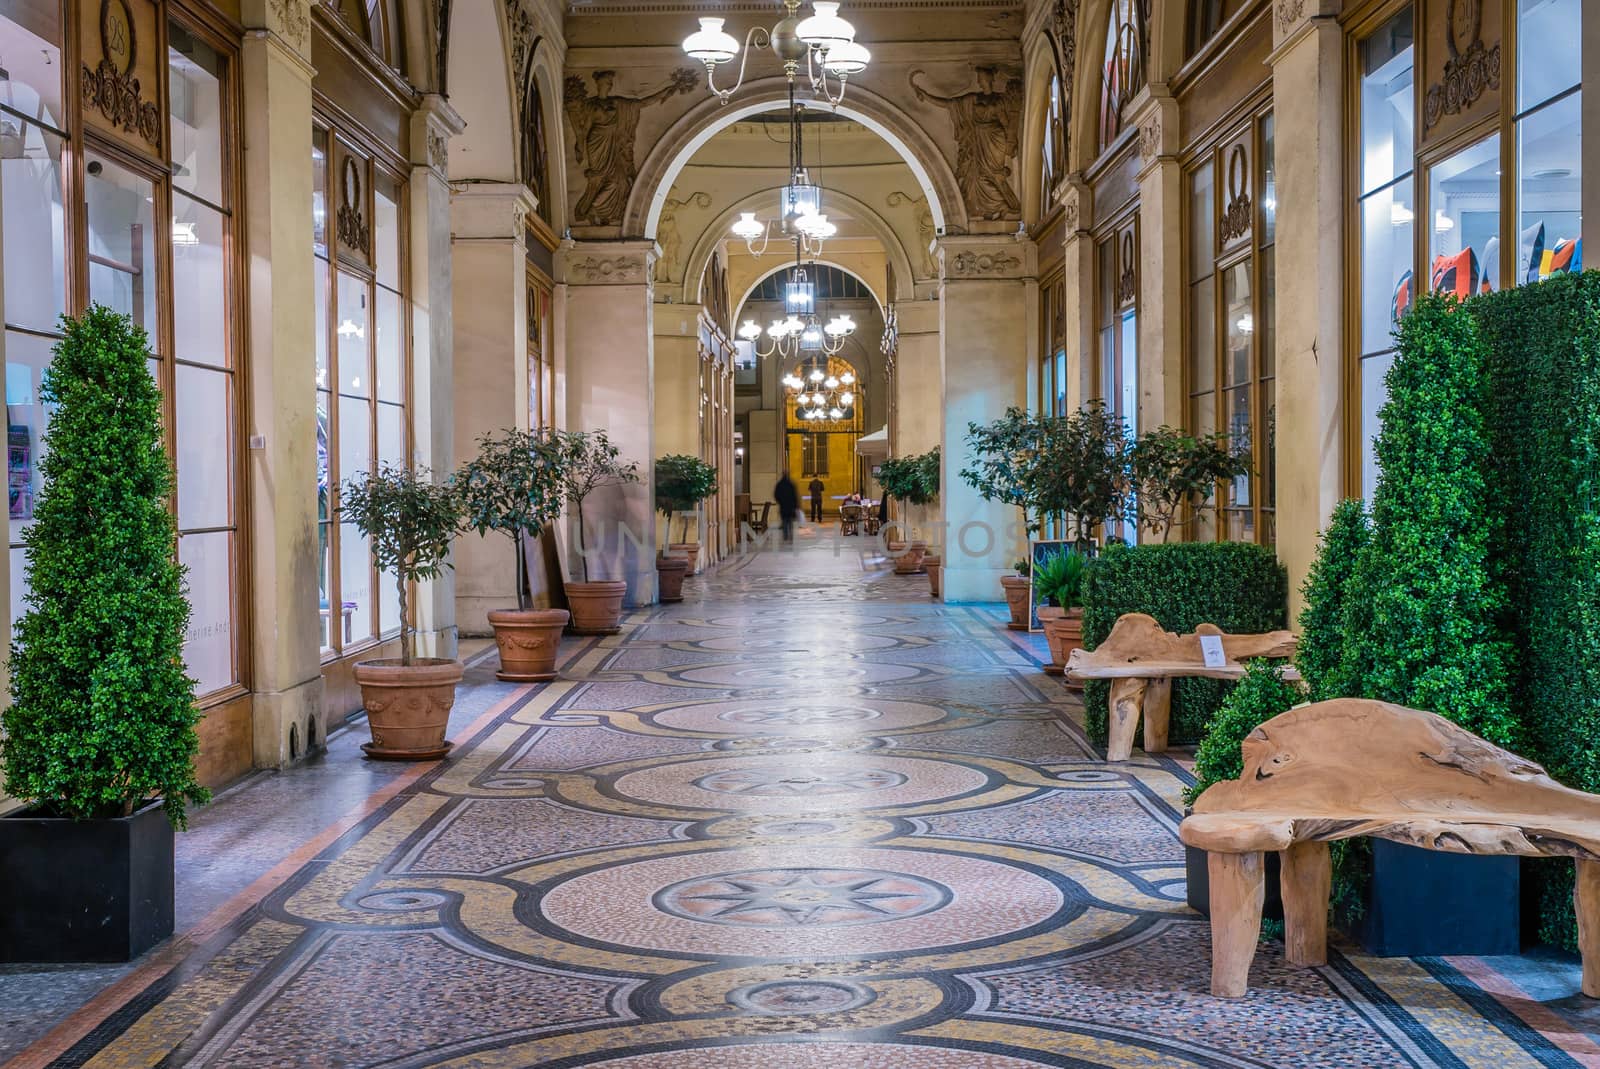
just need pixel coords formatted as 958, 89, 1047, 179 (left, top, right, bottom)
840, 370, 856, 384
785, 276, 815, 312
808, 368, 825, 383
783, 175, 821, 220
801, 326, 823, 350
794, 213, 836, 240
731, 212, 764, 241
683, 17, 739, 63
825, 317, 849, 337
821, 39, 870, 74
839, 390, 854, 405
824, 375, 840, 389
738, 320, 762, 340
796, 2, 854, 46
767, 320, 787, 339
829, 406, 844, 420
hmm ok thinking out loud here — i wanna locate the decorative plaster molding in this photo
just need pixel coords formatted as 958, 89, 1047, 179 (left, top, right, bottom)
1218, 143, 1251, 244
428, 129, 449, 174
945, 248, 1022, 278
269, 0, 310, 51
1138, 116, 1162, 162
1058, 181, 1078, 229
1274, 0, 1305, 37
568, 254, 649, 284
1424, 0, 1500, 129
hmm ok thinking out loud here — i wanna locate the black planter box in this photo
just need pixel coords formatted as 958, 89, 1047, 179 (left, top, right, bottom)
1354, 839, 1520, 957
0, 801, 175, 962
1185, 844, 1284, 920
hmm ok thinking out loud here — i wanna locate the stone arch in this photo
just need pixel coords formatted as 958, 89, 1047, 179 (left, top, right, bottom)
524, 37, 569, 231
445, 0, 517, 182
733, 259, 889, 321
677, 189, 919, 308
1020, 32, 1065, 226
1068, 0, 1120, 173
396, 0, 436, 91
1149, 0, 1193, 85
625, 78, 965, 239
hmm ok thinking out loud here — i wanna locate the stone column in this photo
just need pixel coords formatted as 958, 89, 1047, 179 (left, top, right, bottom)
561, 240, 658, 605
1131, 92, 1184, 439
936, 236, 1038, 602
449, 183, 535, 635
409, 95, 464, 658
1271, 4, 1346, 614
892, 299, 943, 460
653, 305, 702, 553
1059, 178, 1096, 410
240, 0, 321, 766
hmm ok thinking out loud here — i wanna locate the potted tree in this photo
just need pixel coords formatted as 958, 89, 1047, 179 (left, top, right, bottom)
1032, 400, 1132, 549
1129, 426, 1251, 542
1031, 547, 1089, 675
562, 430, 640, 632
457, 428, 571, 681
1, 308, 208, 962
341, 463, 464, 760
962, 408, 1045, 627
655, 453, 718, 581
910, 447, 942, 585
877, 449, 937, 574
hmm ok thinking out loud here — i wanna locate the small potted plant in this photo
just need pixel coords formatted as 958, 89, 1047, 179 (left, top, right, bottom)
341, 463, 464, 760
655, 453, 718, 581
1129, 426, 1251, 542
1032, 548, 1089, 675
457, 428, 571, 681
0, 308, 208, 963
562, 430, 640, 632
962, 409, 1045, 625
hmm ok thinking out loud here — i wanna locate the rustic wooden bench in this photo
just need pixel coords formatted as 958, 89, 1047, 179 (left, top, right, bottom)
1180, 698, 1600, 998
1065, 613, 1298, 762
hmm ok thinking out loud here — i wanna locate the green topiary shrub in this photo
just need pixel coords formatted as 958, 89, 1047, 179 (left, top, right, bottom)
457, 428, 570, 611
1, 308, 208, 829
1296, 499, 1369, 703
1183, 659, 1302, 807
1080, 542, 1288, 745
1474, 271, 1600, 952
878, 448, 939, 507
654, 454, 719, 543
1342, 293, 1517, 748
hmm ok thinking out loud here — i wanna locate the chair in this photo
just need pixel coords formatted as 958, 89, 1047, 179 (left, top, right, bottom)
840, 503, 863, 535
748, 501, 773, 535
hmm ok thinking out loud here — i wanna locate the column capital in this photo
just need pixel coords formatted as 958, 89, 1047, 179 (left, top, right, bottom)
935, 234, 1037, 282
450, 182, 538, 242
1130, 90, 1179, 179
242, 0, 315, 68
410, 94, 466, 180
558, 239, 657, 287
1270, 0, 1340, 54
1060, 175, 1091, 236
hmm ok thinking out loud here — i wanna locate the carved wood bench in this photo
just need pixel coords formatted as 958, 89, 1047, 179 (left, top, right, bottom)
1180, 698, 1600, 998
1064, 613, 1298, 762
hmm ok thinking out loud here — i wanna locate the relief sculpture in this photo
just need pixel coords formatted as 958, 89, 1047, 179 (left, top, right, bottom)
655, 191, 712, 283
908, 66, 1023, 222
565, 68, 699, 227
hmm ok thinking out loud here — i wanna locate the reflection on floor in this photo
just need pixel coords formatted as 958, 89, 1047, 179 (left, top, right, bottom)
6, 531, 1599, 1068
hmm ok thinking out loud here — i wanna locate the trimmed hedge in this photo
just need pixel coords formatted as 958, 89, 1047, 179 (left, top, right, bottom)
1081, 542, 1288, 746
1476, 272, 1600, 951
1184, 659, 1302, 807
1296, 499, 1368, 703
1341, 294, 1517, 748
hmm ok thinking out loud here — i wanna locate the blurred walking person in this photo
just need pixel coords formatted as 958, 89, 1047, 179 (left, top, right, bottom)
775, 473, 801, 544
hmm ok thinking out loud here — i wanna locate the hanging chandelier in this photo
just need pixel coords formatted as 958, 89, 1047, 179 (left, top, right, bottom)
728, 82, 836, 259
737, 255, 857, 360
681, 0, 870, 108
782, 360, 857, 422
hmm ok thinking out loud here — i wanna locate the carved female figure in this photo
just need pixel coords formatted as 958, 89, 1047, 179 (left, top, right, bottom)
909, 66, 1022, 221
565, 69, 697, 227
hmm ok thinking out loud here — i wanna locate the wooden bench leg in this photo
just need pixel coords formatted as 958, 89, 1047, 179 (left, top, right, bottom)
1106, 677, 1148, 762
1578, 858, 1599, 999
1208, 851, 1265, 998
1142, 677, 1172, 755
1281, 841, 1330, 968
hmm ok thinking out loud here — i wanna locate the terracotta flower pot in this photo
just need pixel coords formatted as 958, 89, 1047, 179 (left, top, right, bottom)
657, 555, 690, 602
1045, 608, 1086, 687
668, 542, 701, 575
487, 608, 569, 682
893, 540, 928, 575
1000, 574, 1031, 630
353, 657, 464, 760
923, 554, 942, 598
566, 579, 628, 634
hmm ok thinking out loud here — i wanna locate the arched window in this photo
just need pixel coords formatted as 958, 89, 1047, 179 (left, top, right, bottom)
1098, 0, 1149, 155
1040, 71, 1065, 216
522, 79, 551, 222
328, 0, 403, 70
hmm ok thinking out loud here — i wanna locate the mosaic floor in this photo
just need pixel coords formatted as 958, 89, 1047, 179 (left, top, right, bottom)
11, 534, 1600, 1068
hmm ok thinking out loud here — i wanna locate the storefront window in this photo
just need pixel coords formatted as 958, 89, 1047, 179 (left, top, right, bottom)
1355, 6, 1415, 500
1098, 0, 1148, 155
1098, 224, 1137, 543
1040, 72, 1063, 217
1187, 112, 1276, 545
314, 130, 408, 657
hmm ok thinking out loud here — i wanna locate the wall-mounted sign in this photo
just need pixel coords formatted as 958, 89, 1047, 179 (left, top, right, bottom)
80, 0, 163, 153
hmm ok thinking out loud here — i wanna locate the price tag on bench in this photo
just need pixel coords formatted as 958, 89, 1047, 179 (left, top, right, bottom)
1199, 634, 1227, 669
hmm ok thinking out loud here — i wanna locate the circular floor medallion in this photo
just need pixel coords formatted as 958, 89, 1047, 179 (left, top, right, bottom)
727, 979, 875, 1015
656, 868, 948, 927
719, 707, 879, 726
692, 766, 907, 797
356, 890, 448, 912
652, 698, 947, 736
